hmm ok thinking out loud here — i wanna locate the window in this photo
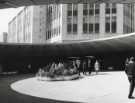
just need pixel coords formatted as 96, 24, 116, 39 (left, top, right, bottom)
73, 4, 78, 16
83, 9, 88, 16
95, 23, 99, 33
89, 9, 94, 15
73, 10, 77, 16
112, 8, 116, 14
105, 23, 110, 33
89, 24, 93, 33
111, 22, 116, 33
67, 24, 72, 33
83, 23, 88, 33
48, 31, 51, 39
67, 4, 72, 16
95, 9, 99, 15
68, 11, 72, 16
106, 8, 110, 14
73, 24, 77, 33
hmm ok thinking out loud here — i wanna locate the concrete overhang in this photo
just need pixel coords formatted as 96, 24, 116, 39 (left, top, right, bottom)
0, 0, 135, 9
0, 33, 135, 60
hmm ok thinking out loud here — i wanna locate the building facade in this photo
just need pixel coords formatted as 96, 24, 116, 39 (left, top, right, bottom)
46, 3, 135, 43
8, 5, 47, 43
8, 3, 135, 43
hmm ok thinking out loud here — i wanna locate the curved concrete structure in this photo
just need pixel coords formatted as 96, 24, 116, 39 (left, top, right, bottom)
0, 33, 135, 59
0, 33, 135, 72
0, 0, 135, 9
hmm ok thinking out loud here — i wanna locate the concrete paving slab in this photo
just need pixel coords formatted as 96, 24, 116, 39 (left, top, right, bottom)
11, 72, 135, 103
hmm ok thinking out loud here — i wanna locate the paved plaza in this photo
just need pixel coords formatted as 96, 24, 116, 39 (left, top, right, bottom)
10, 72, 135, 103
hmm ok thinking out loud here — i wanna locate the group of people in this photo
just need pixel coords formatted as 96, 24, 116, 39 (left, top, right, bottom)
76, 59, 100, 75
36, 57, 101, 78
125, 57, 135, 99
47, 57, 101, 76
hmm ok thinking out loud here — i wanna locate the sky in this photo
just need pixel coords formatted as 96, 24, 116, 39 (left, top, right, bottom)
0, 7, 24, 35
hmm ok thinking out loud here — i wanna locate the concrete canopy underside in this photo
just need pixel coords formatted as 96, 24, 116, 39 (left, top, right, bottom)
0, 33, 135, 60
0, 0, 135, 9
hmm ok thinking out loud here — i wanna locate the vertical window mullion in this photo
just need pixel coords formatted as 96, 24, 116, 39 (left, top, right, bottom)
72, 4, 73, 33
93, 4, 95, 33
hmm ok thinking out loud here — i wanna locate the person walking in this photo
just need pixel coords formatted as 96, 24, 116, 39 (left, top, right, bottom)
125, 57, 135, 99
125, 57, 129, 74
82, 60, 87, 75
87, 58, 92, 75
76, 59, 81, 75
94, 60, 100, 75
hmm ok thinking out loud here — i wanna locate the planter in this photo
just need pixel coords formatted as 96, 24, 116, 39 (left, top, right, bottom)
37, 74, 79, 81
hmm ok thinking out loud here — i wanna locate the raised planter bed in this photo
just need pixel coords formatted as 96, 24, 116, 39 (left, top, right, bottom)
37, 74, 79, 81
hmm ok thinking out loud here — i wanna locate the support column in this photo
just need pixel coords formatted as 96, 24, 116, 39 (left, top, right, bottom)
100, 3, 105, 35
78, 4, 83, 38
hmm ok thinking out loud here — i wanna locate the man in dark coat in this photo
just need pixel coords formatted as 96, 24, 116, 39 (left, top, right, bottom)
82, 60, 87, 75
76, 59, 81, 75
87, 58, 92, 75
125, 57, 135, 99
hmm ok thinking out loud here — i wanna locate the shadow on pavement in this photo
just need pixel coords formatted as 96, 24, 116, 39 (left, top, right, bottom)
0, 74, 81, 103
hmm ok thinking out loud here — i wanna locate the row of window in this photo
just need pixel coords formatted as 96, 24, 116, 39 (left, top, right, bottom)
83, 4, 100, 34
83, 4, 99, 16
67, 23, 77, 34
83, 23, 99, 33
68, 8, 116, 16
83, 3, 100, 9
105, 22, 116, 33
68, 10, 78, 16
67, 21, 117, 34
105, 8, 116, 14
67, 4, 78, 17
46, 27, 61, 40
67, 3, 116, 16
67, 23, 100, 34
67, 4, 78, 34
47, 5, 61, 21
83, 9, 99, 16
105, 15, 117, 33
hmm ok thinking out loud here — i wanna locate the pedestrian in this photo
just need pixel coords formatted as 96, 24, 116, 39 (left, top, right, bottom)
125, 57, 135, 99
94, 60, 100, 75
82, 60, 87, 75
76, 59, 81, 75
125, 57, 129, 74
87, 58, 92, 75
